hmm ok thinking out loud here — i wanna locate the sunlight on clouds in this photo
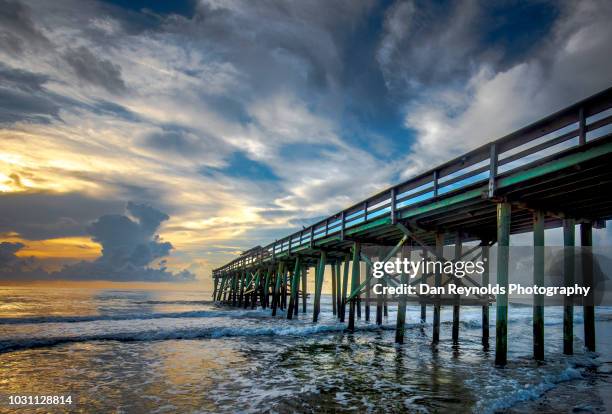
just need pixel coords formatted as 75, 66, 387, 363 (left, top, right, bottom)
5, 236, 101, 260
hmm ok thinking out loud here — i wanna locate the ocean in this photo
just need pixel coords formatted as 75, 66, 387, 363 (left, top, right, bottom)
0, 286, 610, 413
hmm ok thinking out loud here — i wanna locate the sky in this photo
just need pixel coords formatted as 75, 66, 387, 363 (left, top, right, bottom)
1, 0, 611, 289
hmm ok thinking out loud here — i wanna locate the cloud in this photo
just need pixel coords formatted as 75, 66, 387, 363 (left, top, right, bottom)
63, 46, 127, 94
1, 0, 611, 285
377, 0, 559, 94
0, 191, 124, 240
393, 0, 612, 178
0, 202, 196, 282
0, 241, 49, 279
0, 63, 61, 123
0, 0, 51, 55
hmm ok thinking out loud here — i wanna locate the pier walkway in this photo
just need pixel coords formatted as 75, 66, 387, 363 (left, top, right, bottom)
212, 87, 612, 366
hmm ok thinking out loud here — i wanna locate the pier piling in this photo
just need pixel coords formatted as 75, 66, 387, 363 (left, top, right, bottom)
581, 222, 596, 352
563, 218, 575, 355
495, 202, 511, 366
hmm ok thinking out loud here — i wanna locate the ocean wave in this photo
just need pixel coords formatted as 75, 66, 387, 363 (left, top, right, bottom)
0, 308, 269, 325
133, 300, 214, 305
0, 321, 419, 353
476, 354, 600, 413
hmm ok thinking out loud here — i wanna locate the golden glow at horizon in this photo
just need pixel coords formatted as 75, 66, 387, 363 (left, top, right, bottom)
0, 125, 258, 280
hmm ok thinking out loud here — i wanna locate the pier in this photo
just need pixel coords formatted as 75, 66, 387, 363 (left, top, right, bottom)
212, 87, 612, 366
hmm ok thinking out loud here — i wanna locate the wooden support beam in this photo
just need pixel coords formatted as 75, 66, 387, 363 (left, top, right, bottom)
272, 262, 284, 316
563, 218, 575, 355
243, 273, 250, 309
421, 250, 427, 323
395, 244, 410, 344
348, 242, 361, 331
287, 257, 301, 320
481, 245, 490, 347
238, 271, 245, 307
383, 277, 388, 319
263, 269, 271, 309
495, 202, 511, 366
336, 261, 342, 318
281, 266, 289, 309
365, 262, 371, 322
452, 232, 462, 345
313, 251, 327, 323
251, 273, 258, 309
581, 222, 596, 352
376, 253, 383, 326
215, 275, 224, 302
533, 210, 545, 361
340, 253, 350, 322
331, 261, 337, 316
357, 264, 362, 319
433, 233, 444, 344
302, 264, 308, 313
232, 273, 238, 306
212, 277, 219, 300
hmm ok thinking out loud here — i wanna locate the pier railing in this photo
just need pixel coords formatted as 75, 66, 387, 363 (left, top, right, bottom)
213, 87, 612, 276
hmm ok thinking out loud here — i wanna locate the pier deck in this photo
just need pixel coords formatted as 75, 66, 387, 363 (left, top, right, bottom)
212, 87, 612, 366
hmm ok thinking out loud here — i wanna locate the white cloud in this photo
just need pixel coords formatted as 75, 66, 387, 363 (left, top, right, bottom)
397, 0, 612, 179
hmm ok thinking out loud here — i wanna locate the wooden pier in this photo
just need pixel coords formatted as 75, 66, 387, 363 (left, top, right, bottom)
212, 87, 612, 366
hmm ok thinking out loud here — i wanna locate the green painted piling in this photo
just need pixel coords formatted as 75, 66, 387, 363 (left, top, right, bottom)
395, 245, 410, 343
287, 257, 301, 320
238, 272, 245, 307
421, 251, 427, 323
433, 233, 444, 344
495, 202, 511, 366
452, 233, 462, 345
481, 245, 490, 347
301, 264, 308, 313
263, 269, 271, 309
581, 223, 596, 352
313, 251, 327, 323
533, 211, 545, 360
365, 262, 371, 322
348, 242, 361, 331
340, 253, 350, 322
272, 262, 283, 316
232, 273, 238, 306
376, 261, 383, 326
563, 218, 575, 355
336, 261, 342, 317
281, 266, 288, 310
331, 262, 337, 316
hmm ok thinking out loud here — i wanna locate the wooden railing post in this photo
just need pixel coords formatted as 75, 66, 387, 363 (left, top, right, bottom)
488, 143, 498, 198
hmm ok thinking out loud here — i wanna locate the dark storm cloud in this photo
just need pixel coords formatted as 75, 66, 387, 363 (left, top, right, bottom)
0, 64, 60, 123
0, 202, 196, 282
0, 0, 51, 55
55, 201, 195, 281
377, 0, 559, 93
84, 201, 173, 269
0, 241, 24, 263
0, 241, 49, 279
143, 127, 213, 158
63, 46, 127, 94
178, 0, 375, 101
0, 191, 124, 240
